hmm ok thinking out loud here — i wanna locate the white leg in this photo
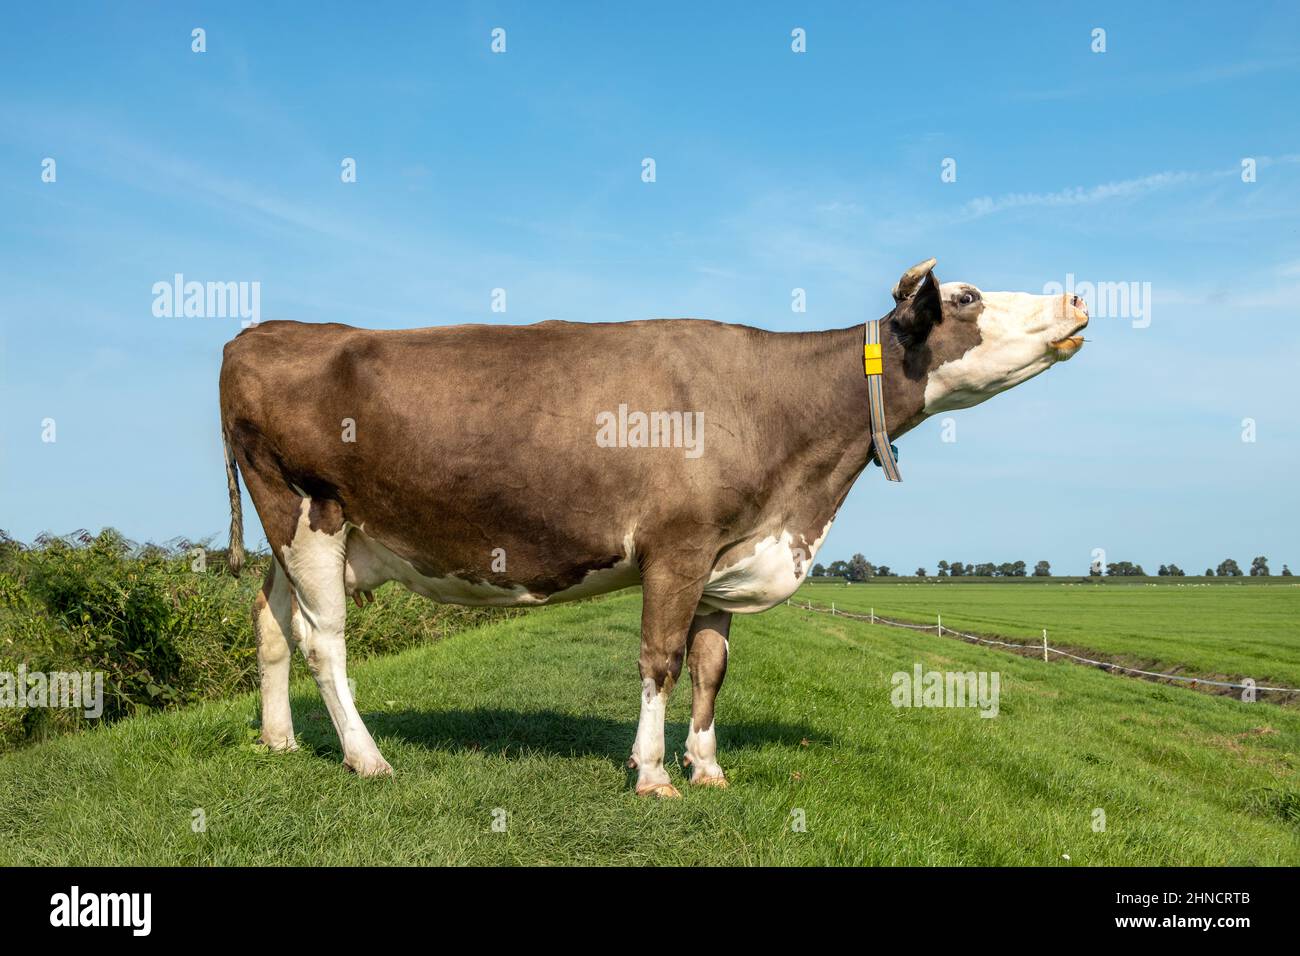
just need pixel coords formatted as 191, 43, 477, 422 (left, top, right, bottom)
255, 560, 297, 750
684, 721, 725, 784
629, 677, 675, 796
281, 500, 391, 777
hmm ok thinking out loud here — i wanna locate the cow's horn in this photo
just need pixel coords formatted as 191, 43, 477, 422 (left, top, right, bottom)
891, 258, 938, 303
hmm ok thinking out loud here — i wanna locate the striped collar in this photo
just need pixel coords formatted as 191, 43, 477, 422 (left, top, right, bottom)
864, 320, 901, 481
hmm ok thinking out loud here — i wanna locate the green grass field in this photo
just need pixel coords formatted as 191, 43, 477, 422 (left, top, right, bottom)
795, 581, 1300, 692
1, 591, 1296, 865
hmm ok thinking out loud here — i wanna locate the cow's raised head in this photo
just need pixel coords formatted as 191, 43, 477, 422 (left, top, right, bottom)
889, 258, 1088, 415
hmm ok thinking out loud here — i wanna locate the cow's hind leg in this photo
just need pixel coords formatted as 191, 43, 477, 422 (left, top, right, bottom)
255, 559, 297, 751
282, 498, 392, 777
684, 609, 730, 787
628, 562, 708, 797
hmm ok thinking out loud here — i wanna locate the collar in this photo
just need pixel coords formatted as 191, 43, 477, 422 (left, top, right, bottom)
864, 319, 902, 481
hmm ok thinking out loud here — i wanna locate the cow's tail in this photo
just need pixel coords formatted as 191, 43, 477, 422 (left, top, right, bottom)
222, 427, 245, 577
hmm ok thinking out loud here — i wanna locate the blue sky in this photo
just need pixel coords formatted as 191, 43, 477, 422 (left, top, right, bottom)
2, 2, 1298, 575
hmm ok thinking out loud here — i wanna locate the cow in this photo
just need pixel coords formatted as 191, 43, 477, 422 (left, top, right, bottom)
219, 258, 1087, 795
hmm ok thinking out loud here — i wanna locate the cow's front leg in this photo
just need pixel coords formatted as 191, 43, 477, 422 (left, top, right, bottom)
628, 563, 707, 797
684, 608, 730, 787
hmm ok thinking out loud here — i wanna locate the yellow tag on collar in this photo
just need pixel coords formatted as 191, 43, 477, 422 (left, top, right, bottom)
863, 342, 883, 376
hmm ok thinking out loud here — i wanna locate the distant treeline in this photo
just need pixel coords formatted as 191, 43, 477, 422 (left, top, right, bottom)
812, 556, 1292, 581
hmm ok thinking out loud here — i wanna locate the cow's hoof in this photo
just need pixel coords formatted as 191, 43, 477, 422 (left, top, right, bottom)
260, 734, 298, 753
635, 782, 681, 798
690, 774, 728, 789
345, 754, 394, 778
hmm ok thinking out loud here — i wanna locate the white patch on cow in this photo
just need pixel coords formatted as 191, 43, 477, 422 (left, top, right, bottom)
342, 527, 640, 607
700, 519, 832, 614
924, 286, 1086, 414
255, 561, 296, 751
685, 720, 724, 782
630, 676, 673, 793
281, 500, 390, 776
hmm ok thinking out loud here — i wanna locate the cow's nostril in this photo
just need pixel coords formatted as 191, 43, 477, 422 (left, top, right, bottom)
1070, 295, 1085, 310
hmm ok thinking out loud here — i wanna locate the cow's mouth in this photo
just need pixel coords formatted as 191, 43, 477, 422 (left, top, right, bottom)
1049, 317, 1088, 358
1050, 334, 1085, 355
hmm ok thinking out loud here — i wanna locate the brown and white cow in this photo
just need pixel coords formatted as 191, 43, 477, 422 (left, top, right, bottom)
219, 258, 1087, 794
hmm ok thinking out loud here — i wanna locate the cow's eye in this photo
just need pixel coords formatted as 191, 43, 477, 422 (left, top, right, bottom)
958, 290, 980, 305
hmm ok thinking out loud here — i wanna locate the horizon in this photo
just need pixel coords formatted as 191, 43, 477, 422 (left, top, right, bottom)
3, 3, 1298, 573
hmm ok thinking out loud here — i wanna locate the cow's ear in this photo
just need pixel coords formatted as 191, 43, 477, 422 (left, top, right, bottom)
892, 267, 942, 346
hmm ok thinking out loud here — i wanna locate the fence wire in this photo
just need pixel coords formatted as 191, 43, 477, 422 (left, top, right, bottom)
787, 599, 1300, 695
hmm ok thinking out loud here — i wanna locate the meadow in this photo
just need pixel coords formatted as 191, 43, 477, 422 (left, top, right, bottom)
795, 580, 1300, 694
0, 591, 1296, 865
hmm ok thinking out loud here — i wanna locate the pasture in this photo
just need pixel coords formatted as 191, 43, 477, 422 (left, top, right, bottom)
1, 591, 1296, 866
795, 580, 1300, 694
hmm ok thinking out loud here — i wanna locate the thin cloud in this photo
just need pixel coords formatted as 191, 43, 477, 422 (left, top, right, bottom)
958, 155, 1300, 221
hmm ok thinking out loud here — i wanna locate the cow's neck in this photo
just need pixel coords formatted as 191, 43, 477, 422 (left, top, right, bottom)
779, 320, 926, 520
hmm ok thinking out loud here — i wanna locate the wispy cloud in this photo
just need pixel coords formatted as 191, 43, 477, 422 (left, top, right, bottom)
957, 155, 1300, 221
1011, 56, 1300, 102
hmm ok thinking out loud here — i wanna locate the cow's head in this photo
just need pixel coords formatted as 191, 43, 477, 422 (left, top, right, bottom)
888, 258, 1088, 415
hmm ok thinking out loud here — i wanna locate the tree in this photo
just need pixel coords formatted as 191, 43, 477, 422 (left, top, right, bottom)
828, 560, 849, 579
1167, 564, 1184, 576
916, 567, 927, 577
1283, 564, 1293, 577
1204, 568, 1214, 577
973, 562, 996, 577
1105, 561, 1145, 577
1089, 560, 1103, 576
1009, 560, 1027, 577
937, 560, 949, 578
876, 565, 893, 577
811, 563, 826, 578
1157, 564, 1168, 576
847, 554, 870, 582
1033, 560, 1051, 577
949, 561, 966, 577
1217, 558, 1243, 577
1250, 556, 1270, 576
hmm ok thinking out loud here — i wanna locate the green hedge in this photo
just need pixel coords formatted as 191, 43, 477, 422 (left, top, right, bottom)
0, 529, 516, 752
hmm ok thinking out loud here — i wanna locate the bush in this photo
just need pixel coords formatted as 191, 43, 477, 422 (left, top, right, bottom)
0, 529, 517, 752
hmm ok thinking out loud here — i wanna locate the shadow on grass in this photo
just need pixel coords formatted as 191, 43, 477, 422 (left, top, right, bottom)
289, 700, 818, 770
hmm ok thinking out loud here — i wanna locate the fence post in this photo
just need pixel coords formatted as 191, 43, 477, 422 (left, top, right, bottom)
1043, 628, 1048, 662
870, 607, 875, 625
831, 602, 835, 615
938, 613, 942, 637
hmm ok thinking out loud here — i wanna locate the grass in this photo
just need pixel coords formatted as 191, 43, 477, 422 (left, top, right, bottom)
1, 592, 1296, 865
795, 581, 1300, 692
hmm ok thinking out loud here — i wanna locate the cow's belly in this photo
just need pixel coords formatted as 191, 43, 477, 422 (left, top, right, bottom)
344, 519, 830, 613
343, 526, 641, 608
